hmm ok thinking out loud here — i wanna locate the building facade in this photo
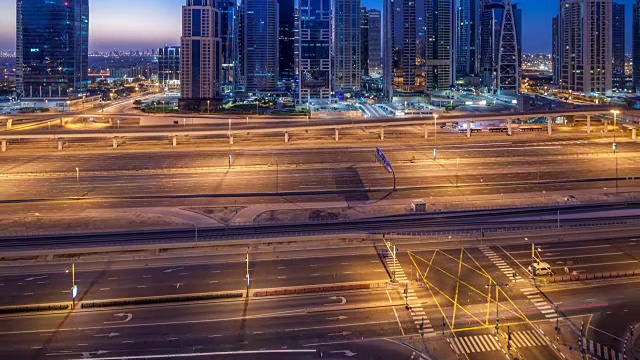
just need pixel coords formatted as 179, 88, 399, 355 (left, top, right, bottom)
552, 15, 559, 86
367, 9, 382, 76
496, 0, 519, 95
333, 0, 361, 94
180, 0, 222, 104
634, 0, 640, 93
478, 0, 522, 93
558, 0, 612, 95
158, 46, 181, 89
220, 0, 237, 94
612, 1, 625, 90
456, 0, 479, 78
426, 0, 455, 92
297, 0, 332, 103
360, 7, 369, 77
279, 0, 296, 89
243, 0, 279, 93
16, 0, 89, 99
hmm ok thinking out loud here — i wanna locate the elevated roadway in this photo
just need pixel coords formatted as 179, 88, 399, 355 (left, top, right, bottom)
1, 106, 638, 151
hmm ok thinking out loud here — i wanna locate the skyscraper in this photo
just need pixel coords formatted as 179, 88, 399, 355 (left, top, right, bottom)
368, 9, 382, 76
180, 0, 222, 103
297, 0, 332, 103
456, 0, 479, 77
634, 0, 640, 93
612, 2, 625, 90
360, 7, 370, 77
333, 0, 361, 94
552, 16, 559, 86
478, 0, 522, 93
243, 0, 279, 93
16, 0, 89, 99
279, 0, 295, 88
426, 0, 455, 92
402, 0, 417, 91
220, 0, 237, 94
158, 46, 181, 90
383, 0, 394, 100
497, 0, 518, 95
558, 0, 612, 95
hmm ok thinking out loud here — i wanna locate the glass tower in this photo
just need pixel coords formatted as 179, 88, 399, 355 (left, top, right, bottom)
243, 0, 279, 93
16, 0, 89, 99
297, 0, 332, 103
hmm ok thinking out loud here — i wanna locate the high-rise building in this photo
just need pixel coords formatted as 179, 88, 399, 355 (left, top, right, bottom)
333, 0, 361, 94
634, 0, 640, 93
426, 0, 455, 92
402, 0, 417, 91
16, 0, 89, 99
220, 0, 237, 94
496, 0, 518, 95
383, 0, 394, 100
279, 0, 295, 87
158, 46, 181, 89
368, 9, 382, 76
456, 0, 479, 77
360, 7, 369, 77
243, 0, 279, 93
552, 16, 560, 86
558, 0, 612, 95
478, 0, 522, 93
297, 0, 332, 103
180, 0, 222, 102
612, 2, 625, 90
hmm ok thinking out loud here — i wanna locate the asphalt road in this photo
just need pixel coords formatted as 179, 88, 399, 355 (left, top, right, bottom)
0, 289, 415, 360
1, 233, 638, 359
0, 253, 387, 307
0, 140, 638, 204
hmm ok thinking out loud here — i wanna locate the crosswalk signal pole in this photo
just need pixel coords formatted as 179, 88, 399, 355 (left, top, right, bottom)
442, 316, 445, 336
507, 326, 511, 352
420, 317, 424, 338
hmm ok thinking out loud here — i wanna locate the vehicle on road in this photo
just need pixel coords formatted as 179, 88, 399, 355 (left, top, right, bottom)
528, 262, 553, 276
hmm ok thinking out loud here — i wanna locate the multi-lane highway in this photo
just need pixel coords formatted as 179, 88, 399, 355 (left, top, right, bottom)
1, 140, 638, 203
1, 228, 639, 359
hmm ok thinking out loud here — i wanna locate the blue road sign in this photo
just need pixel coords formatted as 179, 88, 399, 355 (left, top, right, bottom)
375, 147, 393, 173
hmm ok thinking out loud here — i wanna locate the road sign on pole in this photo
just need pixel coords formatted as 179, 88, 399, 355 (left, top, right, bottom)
375, 147, 393, 173
375, 147, 395, 191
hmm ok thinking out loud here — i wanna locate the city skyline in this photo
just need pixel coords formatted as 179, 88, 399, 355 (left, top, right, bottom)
2, 0, 635, 54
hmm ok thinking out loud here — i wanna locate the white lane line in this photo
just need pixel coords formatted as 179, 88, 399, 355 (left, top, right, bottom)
387, 289, 405, 336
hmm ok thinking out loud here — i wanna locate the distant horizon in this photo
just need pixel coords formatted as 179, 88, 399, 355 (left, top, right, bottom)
0, 0, 635, 54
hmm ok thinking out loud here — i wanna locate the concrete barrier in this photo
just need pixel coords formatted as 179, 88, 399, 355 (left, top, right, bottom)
81, 291, 243, 309
252, 282, 372, 297
0, 303, 70, 314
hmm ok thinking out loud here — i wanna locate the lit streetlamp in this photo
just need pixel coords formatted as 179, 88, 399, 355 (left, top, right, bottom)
610, 110, 620, 131
207, 100, 210, 114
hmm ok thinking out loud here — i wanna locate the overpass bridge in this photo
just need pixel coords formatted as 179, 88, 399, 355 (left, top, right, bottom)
1, 106, 639, 152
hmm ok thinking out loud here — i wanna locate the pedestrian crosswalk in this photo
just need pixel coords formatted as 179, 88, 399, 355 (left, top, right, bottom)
510, 329, 550, 348
520, 287, 559, 321
583, 339, 625, 360
450, 330, 550, 355
450, 334, 501, 354
478, 245, 524, 283
384, 257, 435, 337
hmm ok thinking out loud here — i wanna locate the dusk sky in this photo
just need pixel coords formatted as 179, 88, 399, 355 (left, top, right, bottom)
0, 0, 634, 54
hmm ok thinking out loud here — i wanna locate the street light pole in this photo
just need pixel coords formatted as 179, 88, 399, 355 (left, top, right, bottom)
245, 249, 250, 287
76, 167, 79, 185
276, 160, 279, 194
433, 114, 438, 141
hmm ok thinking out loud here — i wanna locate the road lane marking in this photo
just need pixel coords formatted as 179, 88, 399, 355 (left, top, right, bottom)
285, 320, 397, 333
387, 290, 405, 336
